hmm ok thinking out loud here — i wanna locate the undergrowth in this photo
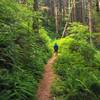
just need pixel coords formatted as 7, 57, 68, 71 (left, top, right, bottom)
0, 0, 51, 99
51, 23, 100, 100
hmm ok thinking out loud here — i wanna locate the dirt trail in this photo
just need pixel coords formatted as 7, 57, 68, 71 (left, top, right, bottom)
37, 54, 57, 100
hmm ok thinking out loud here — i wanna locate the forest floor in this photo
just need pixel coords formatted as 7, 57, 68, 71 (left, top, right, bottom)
37, 54, 57, 100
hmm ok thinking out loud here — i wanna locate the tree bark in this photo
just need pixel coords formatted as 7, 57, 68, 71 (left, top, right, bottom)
32, 0, 39, 32
88, 0, 93, 46
34, 0, 39, 11
96, 0, 100, 12
88, 0, 92, 33
54, 0, 58, 34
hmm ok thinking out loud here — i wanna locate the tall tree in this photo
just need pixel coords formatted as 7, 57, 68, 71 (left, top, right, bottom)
34, 0, 39, 11
32, 0, 39, 32
88, 0, 92, 33
96, 0, 100, 12
54, 0, 58, 34
88, 0, 93, 46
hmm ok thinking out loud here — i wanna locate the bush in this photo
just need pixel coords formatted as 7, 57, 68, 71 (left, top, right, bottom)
67, 22, 88, 35
52, 23, 100, 100
0, 0, 51, 99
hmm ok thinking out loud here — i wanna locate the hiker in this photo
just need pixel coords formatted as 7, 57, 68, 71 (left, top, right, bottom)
54, 43, 58, 55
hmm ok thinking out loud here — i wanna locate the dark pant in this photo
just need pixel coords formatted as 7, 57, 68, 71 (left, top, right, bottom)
54, 49, 58, 53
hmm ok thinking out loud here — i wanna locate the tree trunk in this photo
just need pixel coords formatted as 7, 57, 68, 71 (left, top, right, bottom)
96, 0, 100, 12
88, 0, 93, 46
54, 0, 58, 34
34, 0, 39, 11
32, 0, 39, 32
88, 0, 92, 33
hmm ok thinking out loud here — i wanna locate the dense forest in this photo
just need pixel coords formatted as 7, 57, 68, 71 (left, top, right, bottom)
0, 0, 100, 100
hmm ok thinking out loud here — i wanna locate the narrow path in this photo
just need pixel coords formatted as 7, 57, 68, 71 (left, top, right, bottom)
37, 54, 57, 100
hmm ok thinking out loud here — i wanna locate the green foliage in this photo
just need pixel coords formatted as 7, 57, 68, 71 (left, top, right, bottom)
93, 33, 100, 49
93, 10, 100, 32
52, 23, 100, 100
68, 39, 96, 66
0, 0, 51, 99
39, 27, 51, 44
67, 22, 88, 35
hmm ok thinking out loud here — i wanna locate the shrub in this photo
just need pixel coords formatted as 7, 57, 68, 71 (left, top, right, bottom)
0, 0, 51, 99
52, 23, 100, 100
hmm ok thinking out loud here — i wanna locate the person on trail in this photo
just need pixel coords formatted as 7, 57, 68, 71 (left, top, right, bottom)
54, 43, 58, 55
